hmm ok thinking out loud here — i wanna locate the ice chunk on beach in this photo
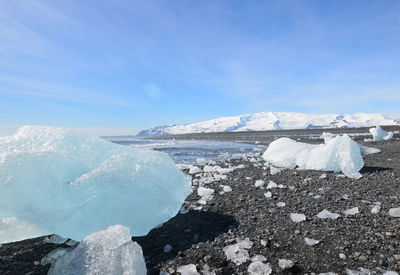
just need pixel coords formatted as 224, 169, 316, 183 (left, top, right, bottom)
248, 261, 272, 275
278, 259, 294, 269
389, 207, 400, 217
255, 180, 265, 187
262, 134, 364, 178
223, 238, 253, 265
198, 187, 214, 204
48, 225, 146, 275
290, 213, 306, 223
177, 264, 200, 275
343, 207, 359, 216
304, 237, 320, 246
0, 126, 190, 241
369, 125, 394, 141
317, 210, 341, 220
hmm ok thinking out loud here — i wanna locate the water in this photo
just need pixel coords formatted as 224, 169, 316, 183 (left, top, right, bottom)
105, 138, 266, 164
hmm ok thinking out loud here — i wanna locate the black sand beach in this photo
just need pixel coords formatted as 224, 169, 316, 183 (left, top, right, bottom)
1, 128, 399, 274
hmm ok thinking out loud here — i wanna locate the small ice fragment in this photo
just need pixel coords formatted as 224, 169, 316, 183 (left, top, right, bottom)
383, 271, 399, 275
189, 166, 202, 175
270, 166, 282, 175
255, 180, 265, 187
220, 185, 232, 193
246, 177, 252, 180
389, 207, 400, 217
339, 253, 346, 259
343, 207, 359, 216
276, 202, 286, 208
304, 237, 320, 246
342, 194, 349, 200
251, 255, 267, 262
316, 210, 341, 220
319, 173, 327, 179
260, 240, 267, 246
44, 235, 67, 244
290, 213, 306, 223
371, 203, 381, 214
267, 181, 277, 189
197, 187, 214, 204
278, 259, 294, 269
248, 261, 272, 275
177, 264, 200, 275
277, 184, 285, 188
346, 268, 373, 275
163, 244, 172, 253
223, 238, 253, 265
264, 192, 272, 199
180, 208, 189, 214
313, 195, 322, 199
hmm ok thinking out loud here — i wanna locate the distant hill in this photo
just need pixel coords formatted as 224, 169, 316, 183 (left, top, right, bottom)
136, 112, 400, 137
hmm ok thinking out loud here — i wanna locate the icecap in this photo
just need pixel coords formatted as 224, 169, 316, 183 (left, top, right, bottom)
48, 225, 146, 275
290, 213, 306, 223
262, 134, 364, 178
316, 210, 341, 220
369, 125, 394, 141
223, 238, 253, 265
0, 126, 190, 241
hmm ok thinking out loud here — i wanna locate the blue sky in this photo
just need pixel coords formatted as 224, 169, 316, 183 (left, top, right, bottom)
1, 0, 400, 135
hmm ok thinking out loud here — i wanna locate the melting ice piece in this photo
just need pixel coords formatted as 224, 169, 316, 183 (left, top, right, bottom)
197, 187, 214, 204
48, 225, 146, 275
255, 180, 265, 187
262, 135, 364, 178
343, 207, 359, 216
369, 125, 394, 141
223, 238, 253, 265
304, 237, 320, 246
389, 207, 400, 217
290, 213, 306, 223
0, 126, 190, 241
316, 210, 341, 220
370, 202, 381, 214
278, 259, 294, 269
177, 264, 200, 275
248, 261, 272, 275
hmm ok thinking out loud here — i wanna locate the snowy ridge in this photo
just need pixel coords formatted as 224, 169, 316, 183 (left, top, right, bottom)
136, 112, 400, 137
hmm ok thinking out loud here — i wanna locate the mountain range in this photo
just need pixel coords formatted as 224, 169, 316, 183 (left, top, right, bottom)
136, 112, 400, 137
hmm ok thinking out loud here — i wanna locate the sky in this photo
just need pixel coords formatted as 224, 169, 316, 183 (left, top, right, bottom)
1, 0, 400, 136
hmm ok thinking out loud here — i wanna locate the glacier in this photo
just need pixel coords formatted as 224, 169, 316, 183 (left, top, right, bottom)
0, 126, 191, 242
262, 134, 364, 178
48, 225, 146, 275
136, 112, 400, 137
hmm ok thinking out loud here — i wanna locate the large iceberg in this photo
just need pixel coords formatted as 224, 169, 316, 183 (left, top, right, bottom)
0, 126, 191, 242
262, 134, 364, 178
369, 125, 394, 141
48, 225, 146, 275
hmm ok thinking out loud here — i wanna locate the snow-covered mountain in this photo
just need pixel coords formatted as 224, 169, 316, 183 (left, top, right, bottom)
136, 112, 400, 137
